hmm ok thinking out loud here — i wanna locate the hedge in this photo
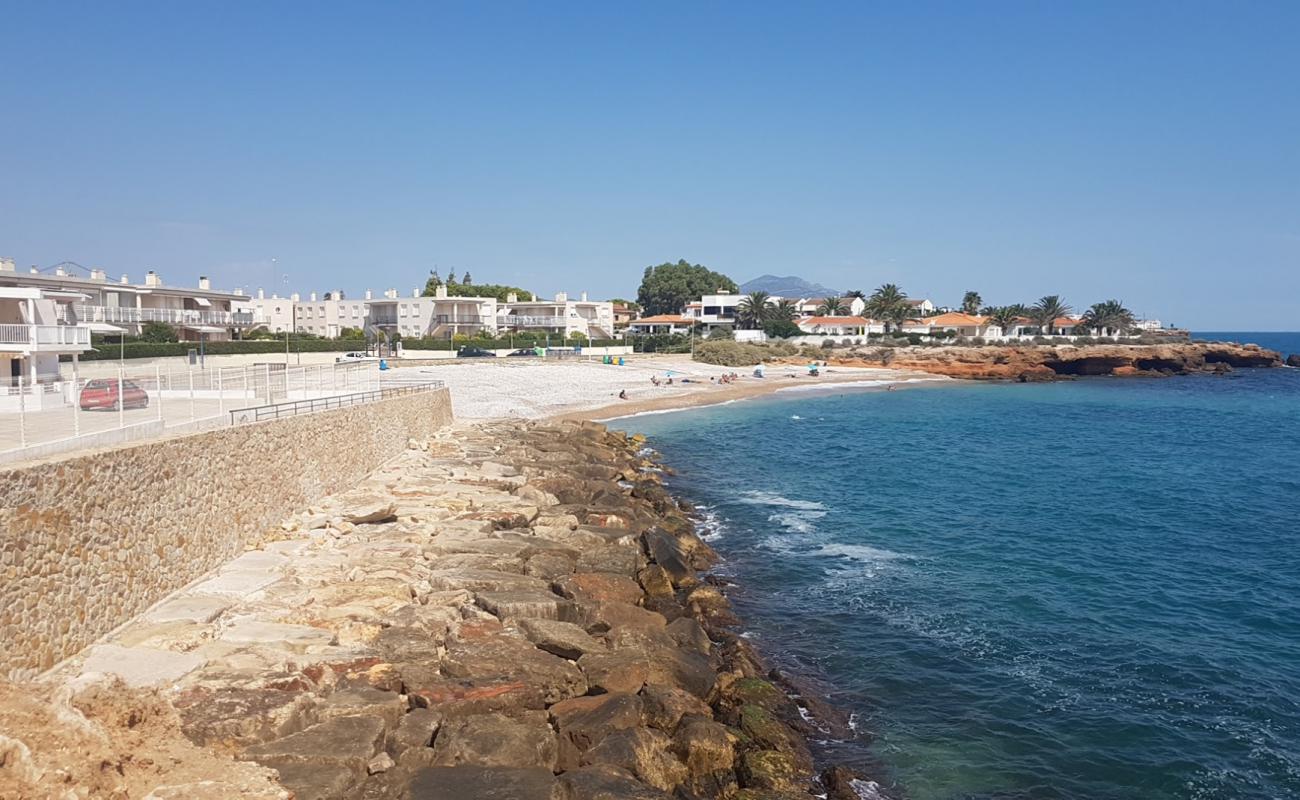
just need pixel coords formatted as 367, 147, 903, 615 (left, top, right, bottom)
69, 335, 625, 360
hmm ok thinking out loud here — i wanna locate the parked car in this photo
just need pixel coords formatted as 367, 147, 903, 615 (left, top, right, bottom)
79, 378, 149, 411
457, 346, 497, 358
506, 348, 540, 357
336, 351, 378, 363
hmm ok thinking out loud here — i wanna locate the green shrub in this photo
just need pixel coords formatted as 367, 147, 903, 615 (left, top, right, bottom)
762, 319, 802, 339
692, 340, 770, 366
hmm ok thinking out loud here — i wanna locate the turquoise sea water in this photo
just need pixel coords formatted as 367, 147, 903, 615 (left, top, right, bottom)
628, 333, 1300, 800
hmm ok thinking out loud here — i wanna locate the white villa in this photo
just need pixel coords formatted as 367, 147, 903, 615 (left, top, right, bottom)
624, 314, 694, 335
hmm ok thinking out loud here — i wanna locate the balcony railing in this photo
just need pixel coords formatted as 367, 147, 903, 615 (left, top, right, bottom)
434, 314, 490, 325
73, 304, 262, 327
499, 315, 568, 328
0, 323, 92, 349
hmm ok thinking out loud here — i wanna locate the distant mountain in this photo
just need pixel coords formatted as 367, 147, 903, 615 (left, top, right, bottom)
740, 274, 841, 298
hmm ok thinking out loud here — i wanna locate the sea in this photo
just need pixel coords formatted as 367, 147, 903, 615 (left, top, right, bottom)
627, 332, 1300, 800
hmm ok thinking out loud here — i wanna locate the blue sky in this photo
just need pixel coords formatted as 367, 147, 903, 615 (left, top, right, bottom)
1, 1, 1296, 329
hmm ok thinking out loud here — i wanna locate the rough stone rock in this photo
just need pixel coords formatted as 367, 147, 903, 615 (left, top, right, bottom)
524, 551, 577, 580
386, 707, 441, 757
640, 684, 713, 733
665, 617, 713, 656
475, 590, 576, 623
409, 636, 587, 712
580, 727, 688, 792
345, 500, 398, 524
636, 566, 675, 599
367, 752, 395, 774
641, 529, 693, 584
558, 764, 671, 800
424, 569, 551, 594
673, 715, 737, 795
578, 651, 650, 695
145, 595, 231, 624
408, 765, 566, 799
645, 646, 717, 700
243, 715, 386, 779
267, 763, 357, 800
577, 545, 643, 577
315, 687, 407, 732
175, 687, 319, 748
518, 618, 602, 660
578, 601, 667, 635
738, 749, 811, 793
219, 619, 337, 652
554, 573, 645, 605
1288, 353, 1300, 368
549, 693, 645, 767
430, 712, 558, 770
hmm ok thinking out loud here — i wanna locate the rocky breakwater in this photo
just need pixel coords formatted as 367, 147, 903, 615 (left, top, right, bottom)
7, 420, 857, 799
826, 341, 1282, 380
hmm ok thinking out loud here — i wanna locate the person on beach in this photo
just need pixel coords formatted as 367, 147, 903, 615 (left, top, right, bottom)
619, 389, 628, 400
651, 376, 660, 386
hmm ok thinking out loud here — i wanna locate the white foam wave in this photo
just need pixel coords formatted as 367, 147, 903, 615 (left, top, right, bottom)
815, 543, 909, 563
769, 509, 826, 534
740, 491, 827, 511
850, 778, 889, 800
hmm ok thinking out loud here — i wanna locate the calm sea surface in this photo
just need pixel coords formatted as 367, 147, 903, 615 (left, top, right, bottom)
628, 333, 1300, 800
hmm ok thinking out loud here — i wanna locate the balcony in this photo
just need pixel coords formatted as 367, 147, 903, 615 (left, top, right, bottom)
73, 304, 262, 327
0, 323, 92, 352
434, 314, 490, 325
499, 314, 568, 329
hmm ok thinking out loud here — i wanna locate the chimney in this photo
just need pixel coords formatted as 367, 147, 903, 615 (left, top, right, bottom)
30, 267, 38, 273
0, 257, 14, 272
364, 289, 373, 300
506, 292, 518, 303
55, 266, 67, 277
580, 291, 588, 302
385, 288, 397, 299
145, 270, 161, 287
257, 287, 265, 300
233, 288, 244, 296
90, 268, 106, 281
435, 285, 448, 299
120, 274, 130, 284
198, 275, 211, 290
309, 291, 317, 302
291, 292, 300, 302
412, 288, 419, 298
555, 292, 567, 303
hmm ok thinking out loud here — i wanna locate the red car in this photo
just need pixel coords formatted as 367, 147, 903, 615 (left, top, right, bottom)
79, 378, 149, 411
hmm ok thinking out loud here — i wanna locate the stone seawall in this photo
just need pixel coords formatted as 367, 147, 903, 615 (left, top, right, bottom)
0, 386, 453, 679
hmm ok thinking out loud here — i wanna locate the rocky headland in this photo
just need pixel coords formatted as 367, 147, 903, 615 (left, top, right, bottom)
2, 420, 865, 800
813, 341, 1283, 381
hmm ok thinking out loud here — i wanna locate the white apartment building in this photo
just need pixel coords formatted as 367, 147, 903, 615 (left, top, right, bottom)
248, 286, 614, 341
497, 292, 614, 339
1, 286, 93, 385
0, 258, 259, 341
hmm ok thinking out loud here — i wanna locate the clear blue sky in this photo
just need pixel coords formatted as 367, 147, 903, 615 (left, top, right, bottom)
1, 1, 1296, 329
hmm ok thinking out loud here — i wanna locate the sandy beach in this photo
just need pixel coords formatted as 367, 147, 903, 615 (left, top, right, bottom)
383, 354, 938, 422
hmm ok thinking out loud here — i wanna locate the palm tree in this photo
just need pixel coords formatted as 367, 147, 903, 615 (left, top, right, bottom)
817, 296, 847, 316
1032, 295, 1071, 336
1080, 300, 1135, 338
866, 284, 909, 333
771, 299, 798, 322
984, 306, 1020, 339
737, 291, 771, 330
961, 291, 982, 315
845, 289, 866, 301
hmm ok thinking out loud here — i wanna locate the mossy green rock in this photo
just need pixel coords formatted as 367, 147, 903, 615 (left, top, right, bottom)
739, 750, 807, 792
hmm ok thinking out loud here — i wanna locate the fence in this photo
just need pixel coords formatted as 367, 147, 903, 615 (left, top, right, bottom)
230, 381, 444, 425
0, 362, 380, 464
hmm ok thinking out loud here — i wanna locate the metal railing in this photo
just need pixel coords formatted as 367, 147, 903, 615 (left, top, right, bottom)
230, 381, 444, 425
434, 314, 490, 324
0, 323, 92, 348
74, 304, 262, 327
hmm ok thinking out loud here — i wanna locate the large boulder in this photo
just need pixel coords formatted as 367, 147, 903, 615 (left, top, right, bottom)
558, 765, 671, 800
408, 765, 566, 799
241, 715, 386, 782
518, 618, 603, 660
672, 715, 737, 796
549, 692, 646, 769
580, 727, 688, 793
429, 712, 558, 770
554, 573, 645, 606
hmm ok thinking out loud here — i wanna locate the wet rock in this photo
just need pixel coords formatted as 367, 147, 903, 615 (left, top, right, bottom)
408, 765, 566, 799
738, 749, 812, 794
430, 712, 558, 770
518, 618, 602, 660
